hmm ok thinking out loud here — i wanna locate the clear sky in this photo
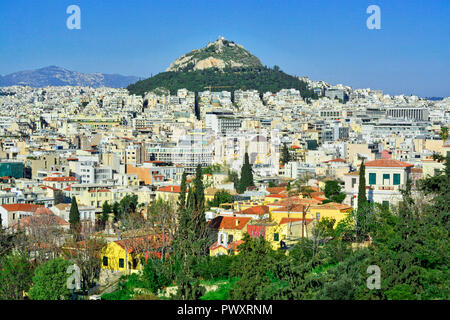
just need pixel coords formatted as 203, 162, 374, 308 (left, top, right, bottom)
0, 0, 448, 97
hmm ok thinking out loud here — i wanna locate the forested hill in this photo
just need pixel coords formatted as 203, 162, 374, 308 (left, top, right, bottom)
127, 67, 317, 98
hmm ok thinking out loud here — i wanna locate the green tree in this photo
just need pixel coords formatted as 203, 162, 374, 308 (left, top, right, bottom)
280, 143, 291, 165
69, 196, 80, 234
238, 152, 254, 193
0, 252, 34, 300
100, 201, 112, 227
173, 164, 210, 300
112, 201, 120, 222
324, 180, 346, 203
356, 160, 368, 241
29, 258, 72, 300
178, 172, 187, 211
208, 190, 233, 208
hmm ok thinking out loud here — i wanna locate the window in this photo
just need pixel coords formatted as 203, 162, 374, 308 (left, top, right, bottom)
393, 174, 401, 185
316, 213, 320, 220
382, 201, 390, 209
352, 178, 357, 188
228, 235, 233, 243
369, 173, 376, 185
103, 256, 108, 266
119, 258, 124, 268
383, 173, 390, 185
133, 259, 138, 269
273, 233, 279, 242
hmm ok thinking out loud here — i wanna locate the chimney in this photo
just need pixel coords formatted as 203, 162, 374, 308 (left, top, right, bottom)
235, 219, 239, 227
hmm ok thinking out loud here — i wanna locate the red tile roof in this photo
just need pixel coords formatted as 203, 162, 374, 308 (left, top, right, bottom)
267, 187, 286, 194
266, 194, 288, 198
208, 216, 252, 230
311, 202, 353, 210
1, 203, 43, 212
156, 185, 181, 193
209, 240, 245, 252
43, 176, 77, 182
242, 205, 270, 216
362, 159, 413, 168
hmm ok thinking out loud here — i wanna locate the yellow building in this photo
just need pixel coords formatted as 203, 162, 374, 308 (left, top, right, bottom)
155, 185, 181, 204
308, 202, 353, 223
101, 235, 166, 272
209, 216, 251, 256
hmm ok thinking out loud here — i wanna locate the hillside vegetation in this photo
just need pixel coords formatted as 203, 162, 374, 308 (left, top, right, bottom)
127, 67, 317, 98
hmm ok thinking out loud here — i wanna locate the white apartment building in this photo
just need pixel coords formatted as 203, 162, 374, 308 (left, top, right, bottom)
343, 159, 413, 209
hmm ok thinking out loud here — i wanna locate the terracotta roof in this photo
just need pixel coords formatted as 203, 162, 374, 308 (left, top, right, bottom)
43, 176, 77, 182
11, 212, 69, 230
362, 159, 413, 168
266, 194, 288, 198
209, 240, 245, 252
35, 207, 54, 215
207, 216, 251, 230
266, 187, 286, 194
242, 205, 270, 216
272, 204, 310, 213
114, 234, 169, 253
156, 185, 181, 193
1, 203, 43, 212
311, 202, 353, 210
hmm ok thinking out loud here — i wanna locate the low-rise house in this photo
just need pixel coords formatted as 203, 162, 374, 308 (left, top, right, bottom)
0, 203, 43, 228
308, 202, 353, 223
208, 216, 251, 256
343, 159, 414, 209
101, 235, 168, 272
155, 185, 181, 204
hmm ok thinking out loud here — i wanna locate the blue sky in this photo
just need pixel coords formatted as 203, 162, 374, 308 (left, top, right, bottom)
0, 0, 448, 96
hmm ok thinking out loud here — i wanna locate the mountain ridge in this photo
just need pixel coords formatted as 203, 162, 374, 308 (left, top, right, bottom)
0, 66, 140, 88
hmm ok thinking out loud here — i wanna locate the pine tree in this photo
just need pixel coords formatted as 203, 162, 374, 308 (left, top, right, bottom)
238, 152, 254, 193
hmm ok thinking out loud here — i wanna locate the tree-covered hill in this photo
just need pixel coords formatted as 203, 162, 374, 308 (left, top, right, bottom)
127, 67, 317, 99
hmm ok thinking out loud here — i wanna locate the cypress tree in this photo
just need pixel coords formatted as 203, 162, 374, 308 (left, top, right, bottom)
238, 152, 254, 193
281, 143, 291, 165
356, 160, 368, 241
358, 160, 367, 208
178, 172, 187, 211
193, 164, 205, 216
69, 196, 80, 234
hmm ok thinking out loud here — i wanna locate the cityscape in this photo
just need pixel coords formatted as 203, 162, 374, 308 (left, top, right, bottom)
0, 0, 448, 308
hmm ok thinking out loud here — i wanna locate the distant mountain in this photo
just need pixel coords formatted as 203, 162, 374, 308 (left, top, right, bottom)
128, 37, 317, 99
0, 66, 140, 88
